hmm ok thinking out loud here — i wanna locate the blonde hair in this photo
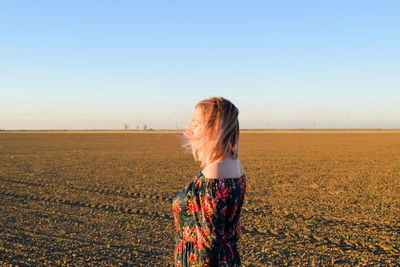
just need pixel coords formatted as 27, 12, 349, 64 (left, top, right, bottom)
182, 97, 239, 168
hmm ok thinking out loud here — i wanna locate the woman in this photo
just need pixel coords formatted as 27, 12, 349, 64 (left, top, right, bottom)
173, 97, 246, 267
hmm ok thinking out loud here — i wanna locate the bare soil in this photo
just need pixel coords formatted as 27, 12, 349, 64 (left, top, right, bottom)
0, 132, 399, 266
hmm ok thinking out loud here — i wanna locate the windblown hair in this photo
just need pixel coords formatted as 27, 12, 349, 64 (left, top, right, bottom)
182, 97, 240, 168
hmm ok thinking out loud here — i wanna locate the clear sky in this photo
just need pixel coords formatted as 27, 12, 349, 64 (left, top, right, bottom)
1, 0, 399, 130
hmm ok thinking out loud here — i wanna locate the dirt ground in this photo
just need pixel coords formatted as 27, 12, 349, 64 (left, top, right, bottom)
0, 131, 399, 266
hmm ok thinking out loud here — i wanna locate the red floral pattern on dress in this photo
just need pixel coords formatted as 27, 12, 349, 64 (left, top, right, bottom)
173, 171, 246, 266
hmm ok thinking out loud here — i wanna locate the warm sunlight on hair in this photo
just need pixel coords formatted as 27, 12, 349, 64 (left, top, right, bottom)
182, 97, 240, 168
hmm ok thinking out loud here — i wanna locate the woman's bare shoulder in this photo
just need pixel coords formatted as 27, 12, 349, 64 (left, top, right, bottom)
202, 159, 244, 179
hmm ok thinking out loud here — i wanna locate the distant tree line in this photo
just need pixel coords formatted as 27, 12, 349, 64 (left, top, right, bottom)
123, 124, 153, 131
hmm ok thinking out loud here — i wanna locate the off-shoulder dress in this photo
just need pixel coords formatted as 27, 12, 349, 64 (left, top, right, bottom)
172, 171, 246, 267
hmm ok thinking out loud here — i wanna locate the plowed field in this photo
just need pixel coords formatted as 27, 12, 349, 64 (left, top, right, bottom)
1, 131, 399, 266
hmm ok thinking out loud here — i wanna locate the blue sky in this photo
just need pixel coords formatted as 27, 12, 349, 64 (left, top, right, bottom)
1, 1, 399, 129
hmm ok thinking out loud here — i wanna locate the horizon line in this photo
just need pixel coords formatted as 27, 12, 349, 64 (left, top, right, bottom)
1, 128, 399, 132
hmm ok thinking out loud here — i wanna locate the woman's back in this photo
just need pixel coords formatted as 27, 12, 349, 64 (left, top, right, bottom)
173, 171, 246, 266
201, 157, 244, 179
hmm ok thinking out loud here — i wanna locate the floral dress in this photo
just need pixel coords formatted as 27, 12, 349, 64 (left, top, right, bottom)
173, 171, 246, 267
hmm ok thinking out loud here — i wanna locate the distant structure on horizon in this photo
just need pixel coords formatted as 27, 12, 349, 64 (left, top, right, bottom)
123, 124, 153, 130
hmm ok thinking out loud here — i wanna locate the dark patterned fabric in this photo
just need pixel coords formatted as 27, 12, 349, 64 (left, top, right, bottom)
173, 171, 246, 266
